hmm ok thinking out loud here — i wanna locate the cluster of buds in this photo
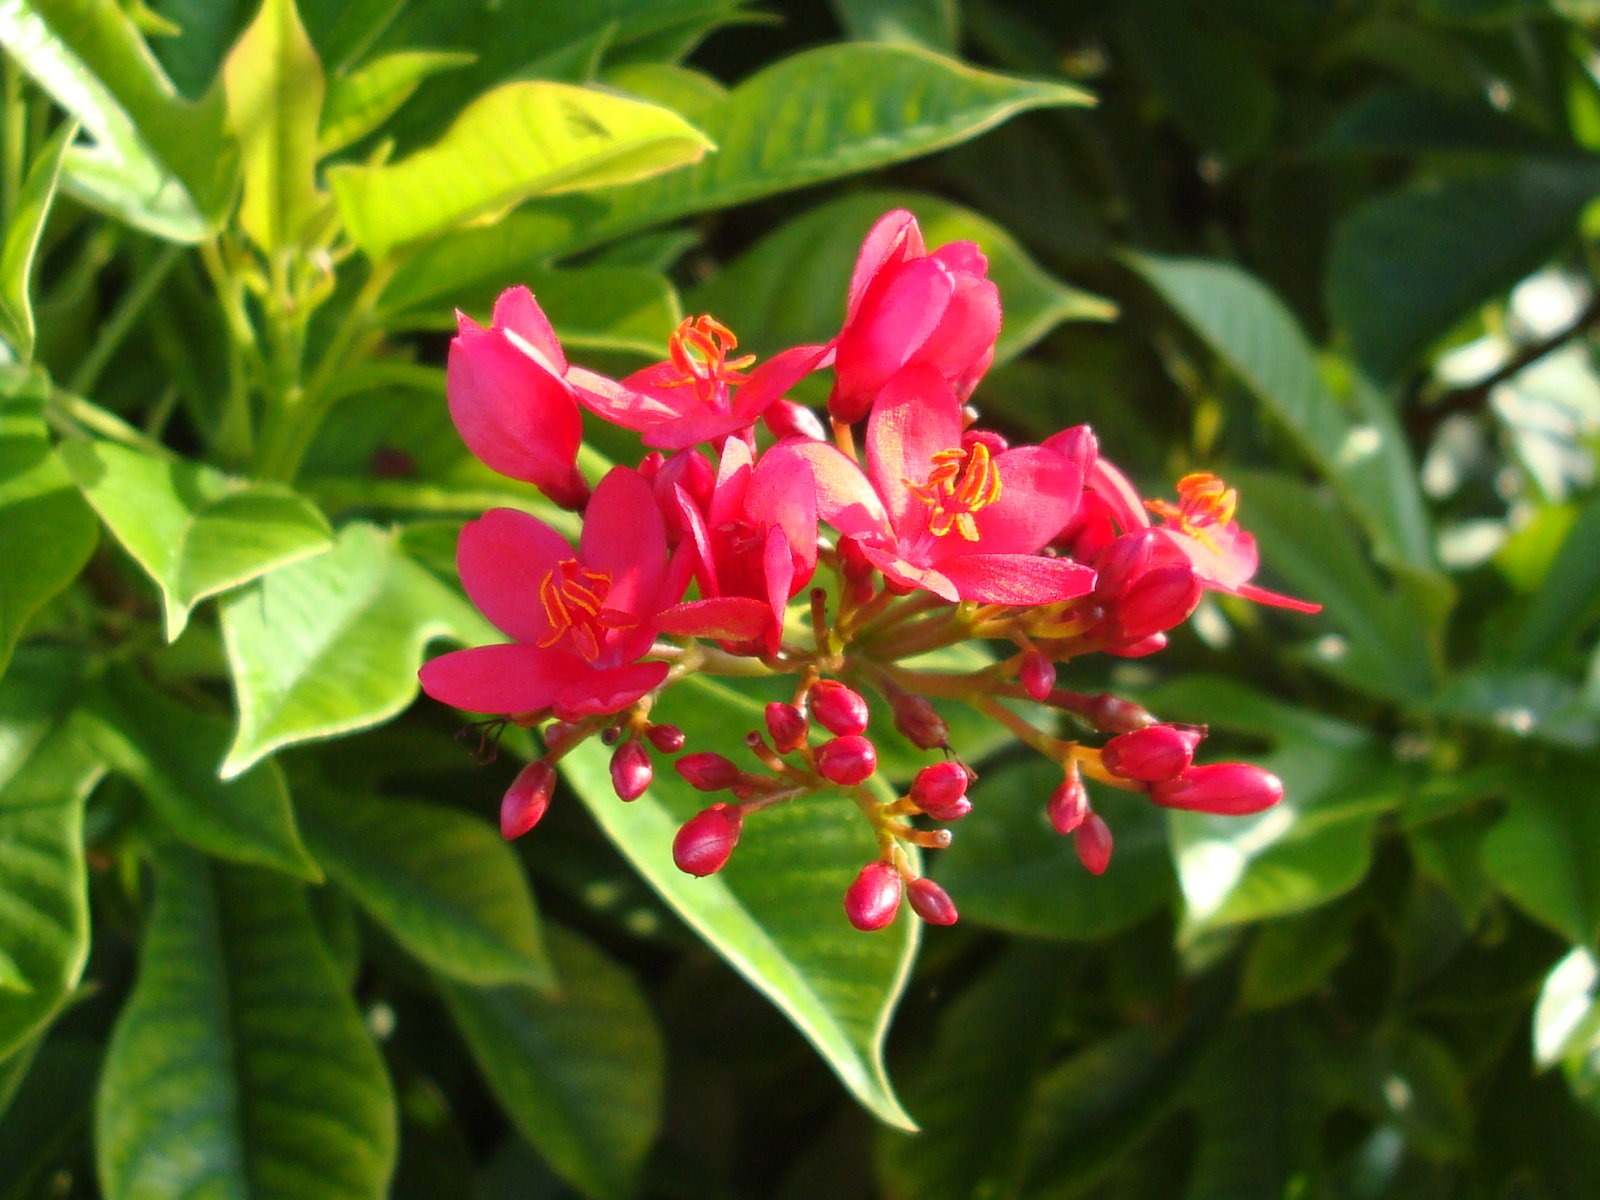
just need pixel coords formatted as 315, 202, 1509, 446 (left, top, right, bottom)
420, 210, 1319, 933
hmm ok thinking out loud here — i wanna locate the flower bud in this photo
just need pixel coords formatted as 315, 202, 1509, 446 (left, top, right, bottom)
1047, 765, 1089, 835
910, 761, 971, 820
675, 751, 741, 792
1111, 564, 1200, 641
809, 680, 870, 736
609, 740, 653, 801
1088, 693, 1156, 734
1094, 530, 1160, 601
501, 761, 556, 839
763, 398, 828, 442
1149, 763, 1284, 815
891, 691, 949, 750
646, 723, 685, 753
844, 861, 902, 931
816, 734, 877, 786
906, 877, 959, 925
1107, 632, 1167, 658
673, 804, 743, 876
1074, 813, 1113, 875
1020, 650, 1056, 702
764, 702, 809, 753
1101, 724, 1203, 783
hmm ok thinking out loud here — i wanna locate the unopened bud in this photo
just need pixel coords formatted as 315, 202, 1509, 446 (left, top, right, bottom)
1094, 530, 1160, 601
1149, 763, 1284, 815
809, 680, 870, 736
1047, 764, 1090, 835
646, 723, 685, 753
1074, 813, 1113, 874
609, 740, 653, 801
816, 734, 877, 786
1088, 693, 1156, 734
1107, 632, 1168, 658
844, 861, 902, 931
764, 702, 809, 753
673, 804, 743, 876
910, 761, 971, 820
1020, 650, 1056, 702
501, 761, 556, 839
1101, 724, 1203, 783
1112, 564, 1200, 641
763, 398, 827, 442
675, 751, 741, 792
891, 691, 949, 750
906, 877, 959, 925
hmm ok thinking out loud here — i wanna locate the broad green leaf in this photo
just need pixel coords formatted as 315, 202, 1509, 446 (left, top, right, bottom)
1508, 484, 1600, 666
1239, 898, 1364, 1010
439, 925, 663, 1200
0, 381, 98, 680
935, 755, 1178, 941
1127, 253, 1434, 572
689, 190, 1114, 362
0, 646, 100, 1061
1322, 86, 1576, 157
59, 439, 333, 641
96, 847, 396, 1199
296, 782, 552, 988
831, 0, 958, 52
384, 43, 1094, 298
327, 81, 713, 260
1328, 162, 1600, 382
0, 122, 73, 362
561, 672, 920, 1129
1535, 947, 1600, 1069
0, 0, 238, 239
218, 521, 494, 778
317, 49, 475, 157
1483, 756, 1600, 946
222, 0, 325, 254
1425, 667, 1598, 749
79, 666, 318, 878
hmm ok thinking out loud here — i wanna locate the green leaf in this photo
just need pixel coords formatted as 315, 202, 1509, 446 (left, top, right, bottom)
1535, 947, 1600, 1069
1347, 1030, 1473, 1159
79, 666, 318, 878
317, 49, 475, 157
0, 122, 73, 362
1127, 253, 1435, 572
1483, 756, 1600, 946
439, 924, 663, 1200
327, 81, 713, 260
831, 0, 959, 52
222, 0, 326, 253
1508, 484, 1600, 666
384, 43, 1094, 296
1328, 162, 1600, 382
1239, 898, 1363, 1010
0, 380, 98, 680
1322, 86, 1576, 157
218, 521, 493, 778
96, 846, 396, 1199
0, 0, 239, 239
296, 782, 552, 988
0, 646, 100, 1062
560, 672, 920, 1129
935, 755, 1178, 940
688, 190, 1114, 361
58, 438, 333, 641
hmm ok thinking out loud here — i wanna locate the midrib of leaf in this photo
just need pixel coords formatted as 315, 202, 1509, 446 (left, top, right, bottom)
191, 857, 251, 1190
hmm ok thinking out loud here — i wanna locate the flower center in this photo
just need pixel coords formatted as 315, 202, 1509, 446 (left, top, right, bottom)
906, 443, 1003, 540
664, 315, 756, 408
538, 558, 632, 660
1145, 472, 1237, 549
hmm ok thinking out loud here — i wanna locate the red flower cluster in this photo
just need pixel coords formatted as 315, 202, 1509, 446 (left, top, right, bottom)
420, 210, 1319, 932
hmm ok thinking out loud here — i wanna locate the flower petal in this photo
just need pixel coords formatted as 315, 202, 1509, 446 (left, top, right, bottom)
552, 661, 671, 720
958, 445, 1085, 557
491, 285, 566, 374
764, 441, 892, 543
845, 209, 924, 321
656, 596, 774, 641
418, 644, 567, 714
935, 554, 1097, 605
581, 467, 669, 616
865, 364, 962, 534
833, 257, 954, 417
457, 507, 571, 645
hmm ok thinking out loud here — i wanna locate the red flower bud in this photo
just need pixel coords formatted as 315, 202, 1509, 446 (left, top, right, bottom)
609, 739, 653, 801
646, 723, 685, 753
816, 734, 877, 786
1088, 693, 1156, 734
675, 751, 741, 792
501, 761, 556, 839
1101, 724, 1203, 783
809, 680, 870, 736
1111, 564, 1201, 641
1107, 632, 1168, 658
910, 761, 971, 820
1020, 650, 1056, 702
673, 804, 743, 876
891, 691, 949, 750
1074, 813, 1113, 875
1094, 530, 1161, 601
764, 702, 809, 753
763, 398, 827, 442
1047, 765, 1089, 835
1149, 763, 1284, 815
906, 877, 959, 925
845, 861, 903, 930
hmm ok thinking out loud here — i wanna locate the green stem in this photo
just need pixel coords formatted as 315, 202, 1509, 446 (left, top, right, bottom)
199, 239, 260, 466
47, 386, 180, 461
70, 243, 183, 395
2, 58, 25, 227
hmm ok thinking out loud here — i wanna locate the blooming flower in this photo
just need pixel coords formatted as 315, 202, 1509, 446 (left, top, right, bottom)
419, 467, 685, 720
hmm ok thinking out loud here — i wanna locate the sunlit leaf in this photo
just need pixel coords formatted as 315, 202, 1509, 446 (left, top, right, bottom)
0, 122, 73, 362
317, 49, 474, 157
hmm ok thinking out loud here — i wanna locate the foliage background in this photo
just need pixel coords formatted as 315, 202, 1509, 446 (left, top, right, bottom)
3, 0, 1600, 1196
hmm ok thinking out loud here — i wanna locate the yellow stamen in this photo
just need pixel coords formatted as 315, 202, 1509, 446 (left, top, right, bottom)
1146, 471, 1238, 550
538, 559, 630, 661
905, 443, 1003, 540
662, 315, 756, 403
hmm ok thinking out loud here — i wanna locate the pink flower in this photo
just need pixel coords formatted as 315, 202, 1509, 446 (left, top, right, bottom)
447, 287, 589, 509
828, 210, 1001, 423
419, 468, 685, 721
775, 366, 1095, 605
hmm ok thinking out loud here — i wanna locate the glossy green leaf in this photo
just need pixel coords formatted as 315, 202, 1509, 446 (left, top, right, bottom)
689, 190, 1114, 361
327, 81, 713, 259
296, 782, 552, 988
222, 0, 325, 253
561, 672, 920, 1129
0, 122, 73, 362
1128, 253, 1434, 572
439, 924, 663, 1200
59, 438, 333, 641
1508, 485, 1600, 667
79, 666, 318, 878
219, 521, 493, 778
1483, 756, 1600, 946
1328, 162, 1600, 382
317, 49, 475, 157
0, 0, 238, 239
0, 382, 98, 680
0, 646, 100, 1062
832, 0, 958, 51
96, 847, 396, 1199
1322, 86, 1575, 157
935, 754, 1177, 941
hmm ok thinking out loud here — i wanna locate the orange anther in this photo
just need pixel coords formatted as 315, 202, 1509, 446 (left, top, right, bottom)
538, 559, 631, 660
906, 443, 1003, 540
